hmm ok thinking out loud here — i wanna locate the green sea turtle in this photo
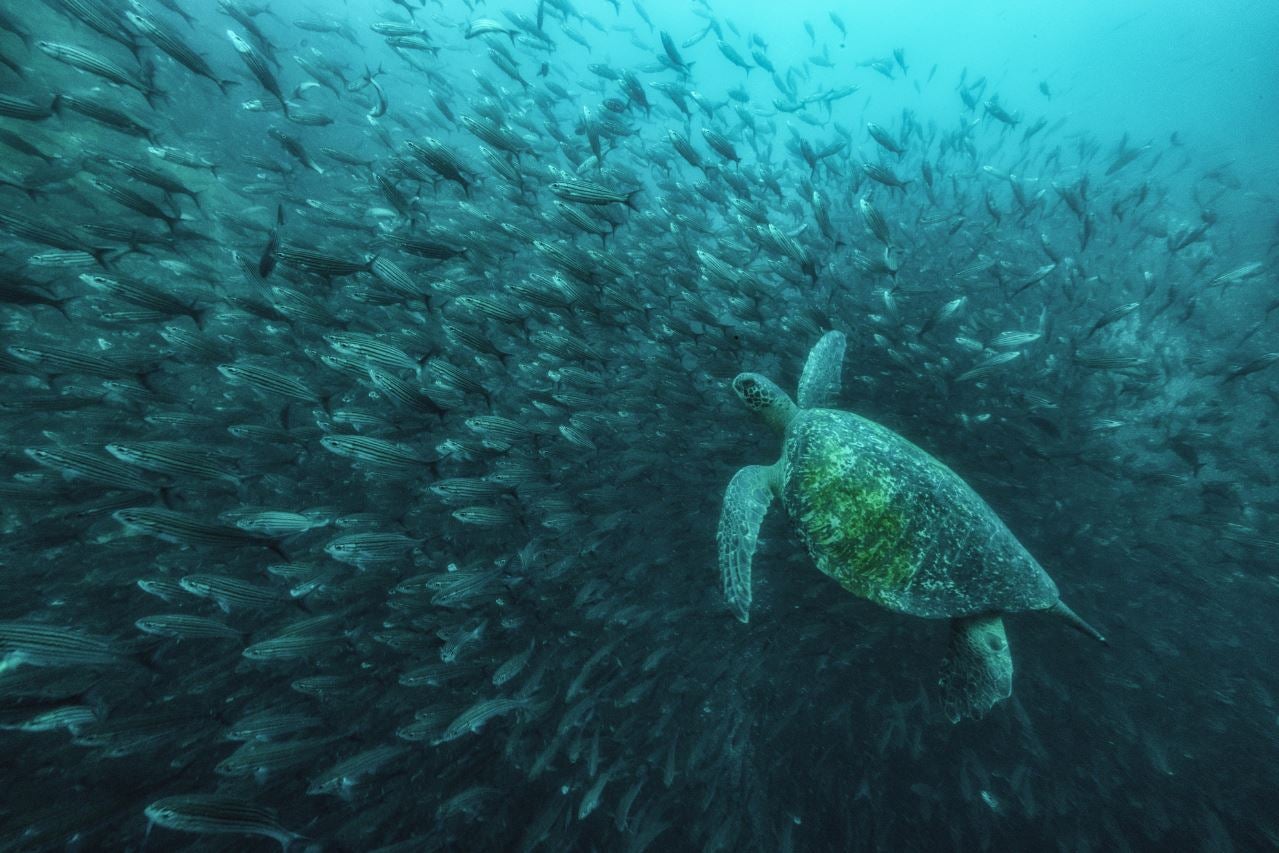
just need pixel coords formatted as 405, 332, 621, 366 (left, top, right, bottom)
718, 331, 1106, 722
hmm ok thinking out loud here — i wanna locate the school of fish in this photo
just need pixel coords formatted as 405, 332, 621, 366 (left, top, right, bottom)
1, 0, 1277, 850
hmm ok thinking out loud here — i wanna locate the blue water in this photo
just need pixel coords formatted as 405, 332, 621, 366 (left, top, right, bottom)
1, 0, 1278, 849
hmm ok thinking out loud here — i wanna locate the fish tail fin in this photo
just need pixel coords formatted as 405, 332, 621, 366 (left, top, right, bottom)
191, 305, 213, 331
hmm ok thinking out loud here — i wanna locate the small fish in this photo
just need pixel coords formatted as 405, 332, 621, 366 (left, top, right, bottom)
135, 614, 243, 640
145, 794, 303, 849
1222, 353, 1279, 383
956, 351, 1022, 382
1085, 302, 1140, 338
433, 696, 537, 744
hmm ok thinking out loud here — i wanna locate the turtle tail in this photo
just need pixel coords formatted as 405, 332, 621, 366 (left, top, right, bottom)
1048, 599, 1108, 646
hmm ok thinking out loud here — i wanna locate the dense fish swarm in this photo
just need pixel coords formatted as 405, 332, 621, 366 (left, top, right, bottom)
0, 0, 1277, 850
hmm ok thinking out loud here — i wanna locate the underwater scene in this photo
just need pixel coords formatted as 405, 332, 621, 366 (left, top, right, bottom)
1, 0, 1277, 849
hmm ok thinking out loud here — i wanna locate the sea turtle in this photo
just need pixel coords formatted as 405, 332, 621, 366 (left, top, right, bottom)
718, 331, 1106, 722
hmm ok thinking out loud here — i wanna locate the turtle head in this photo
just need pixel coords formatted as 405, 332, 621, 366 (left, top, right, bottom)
733, 373, 798, 433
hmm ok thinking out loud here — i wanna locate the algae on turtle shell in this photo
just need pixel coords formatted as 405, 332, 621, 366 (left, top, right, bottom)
718, 331, 1106, 722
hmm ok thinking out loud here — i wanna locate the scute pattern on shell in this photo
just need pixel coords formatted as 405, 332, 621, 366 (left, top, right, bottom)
780, 409, 1059, 618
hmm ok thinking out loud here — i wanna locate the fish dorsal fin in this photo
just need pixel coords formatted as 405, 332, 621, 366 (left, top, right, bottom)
716, 464, 776, 623
797, 331, 846, 409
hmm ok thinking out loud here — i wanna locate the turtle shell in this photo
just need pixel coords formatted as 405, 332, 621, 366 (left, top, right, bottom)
780, 409, 1059, 618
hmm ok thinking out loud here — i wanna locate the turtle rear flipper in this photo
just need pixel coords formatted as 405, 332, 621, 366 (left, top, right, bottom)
716, 464, 776, 623
939, 615, 1014, 723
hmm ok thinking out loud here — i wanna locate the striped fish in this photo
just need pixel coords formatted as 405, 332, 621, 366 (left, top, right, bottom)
956, 350, 1022, 382
226, 510, 326, 537
324, 332, 419, 372
11, 340, 153, 382
433, 696, 535, 744
458, 114, 529, 156
226, 711, 322, 743
105, 442, 241, 484
124, 11, 234, 95
367, 367, 448, 415
306, 744, 405, 796
0, 209, 108, 262
533, 240, 596, 283
26, 250, 96, 268
290, 675, 355, 697
369, 256, 429, 299
178, 575, 285, 611
380, 233, 467, 260
530, 330, 601, 362
465, 415, 537, 443
442, 321, 508, 361
324, 532, 420, 567
480, 145, 519, 185
134, 615, 242, 640
451, 294, 525, 324
226, 30, 289, 115
37, 41, 161, 105
558, 424, 597, 450
147, 145, 219, 174
1072, 352, 1149, 370
492, 640, 536, 686
145, 794, 303, 849
273, 244, 371, 276
320, 435, 430, 468
701, 128, 739, 162
137, 578, 185, 602
55, 92, 156, 142
12, 705, 99, 734
398, 660, 486, 688
113, 508, 270, 548
216, 737, 330, 778
427, 358, 489, 400
217, 363, 323, 404
990, 330, 1042, 349
243, 632, 341, 662
429, 478, 508, 504
24, 447, 154, 493
429, 566, 505, 607
406, 138, 471, 192
0, 93, 54, 121
0, 622, 127, 668
451, 506, 518, 527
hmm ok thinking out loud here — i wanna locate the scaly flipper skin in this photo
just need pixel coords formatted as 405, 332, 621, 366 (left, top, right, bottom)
796, 330, 846, 409
939, 615, 1014, 722
717, 464, 776, 623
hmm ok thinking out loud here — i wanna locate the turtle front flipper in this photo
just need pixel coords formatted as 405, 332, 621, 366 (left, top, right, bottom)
717, 464, 777, 623
796, 331, 846, 409
939, 615, 1014, 723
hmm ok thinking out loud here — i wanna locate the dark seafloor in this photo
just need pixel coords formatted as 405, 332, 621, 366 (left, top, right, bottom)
0, 0, 1277, 850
